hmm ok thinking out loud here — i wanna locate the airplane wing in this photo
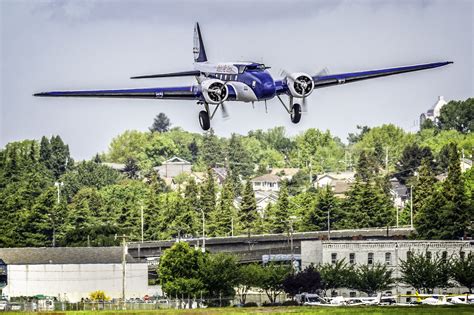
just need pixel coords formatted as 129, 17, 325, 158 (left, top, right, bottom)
34, 86, 201, 100
312, 61, 452, 89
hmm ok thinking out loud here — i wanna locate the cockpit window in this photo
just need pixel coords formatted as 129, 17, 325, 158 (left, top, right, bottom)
238, 64, 267, 73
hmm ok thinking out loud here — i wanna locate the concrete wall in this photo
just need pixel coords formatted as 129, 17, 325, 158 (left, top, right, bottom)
3, 263, 148, 302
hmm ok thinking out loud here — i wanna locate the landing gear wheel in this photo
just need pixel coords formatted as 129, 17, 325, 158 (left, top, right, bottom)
199, 110, 210, 130
291, 103, 302, 124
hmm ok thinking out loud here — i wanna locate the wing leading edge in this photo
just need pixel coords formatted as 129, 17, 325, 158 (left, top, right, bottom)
312, 61, 453, 89
34, 86, 200, 100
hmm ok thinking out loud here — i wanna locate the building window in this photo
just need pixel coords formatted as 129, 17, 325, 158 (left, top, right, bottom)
406, 291, 412, 303
368, 252, 374, 265
385, 252, 392, 265
331, 253, 337, 264
349, 253, 355, 264
350, 291, 356, 298
442, 251, 448, 262
426, 251, 432, 260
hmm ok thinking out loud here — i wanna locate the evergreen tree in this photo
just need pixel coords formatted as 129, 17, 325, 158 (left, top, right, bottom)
227, 133, 253, 179
200, 129, 224, 168
149, 112, 171, 133
188, 138, 199, 163
268, 181, 290, 233
438, 143, 470, 239
239, 181, 257, 236
396, 144, 434, 184
124, 157, 140, 179
200, 168, 216, 220
49, 135, 72, 179
39, 136, 51, 166
413, 158, 439, 237
210, 179, 235, 236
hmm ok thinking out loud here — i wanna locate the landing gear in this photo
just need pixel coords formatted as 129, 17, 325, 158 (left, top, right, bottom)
276, 95, 302, 125
199, 110, 210, 130
291, 103, 301, 124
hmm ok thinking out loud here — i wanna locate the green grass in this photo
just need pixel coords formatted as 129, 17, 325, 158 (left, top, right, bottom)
5, 305, 474, 315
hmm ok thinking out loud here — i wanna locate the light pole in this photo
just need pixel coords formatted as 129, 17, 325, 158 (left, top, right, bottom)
140, 204, 144, 243
52, 181, 63, 247
288, 216, 297, 272
410, 185, 414, 229
200, 210, 206, 253
327, 206, 331, 241
115, 234, 128, 309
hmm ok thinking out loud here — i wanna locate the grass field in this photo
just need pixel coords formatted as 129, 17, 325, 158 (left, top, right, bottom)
4, 306, 474, 315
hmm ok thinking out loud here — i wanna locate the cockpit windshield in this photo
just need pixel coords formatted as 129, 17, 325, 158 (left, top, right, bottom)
237, 63, 267, 73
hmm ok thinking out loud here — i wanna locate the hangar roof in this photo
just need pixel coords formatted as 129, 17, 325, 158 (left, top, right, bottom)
0, 247, 139, 265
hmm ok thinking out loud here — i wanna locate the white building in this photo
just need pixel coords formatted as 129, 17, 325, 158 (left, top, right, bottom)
154, 156, 192, 179
0, 247, 148, 302
301, 240, 473, 297
419, 96, 448, 127
250, 174, 281, 192
314, 171, 355, 197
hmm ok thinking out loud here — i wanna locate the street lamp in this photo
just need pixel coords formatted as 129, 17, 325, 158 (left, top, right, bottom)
410, 185, 414, 229
52, 181, 64, 247
200, 209, 206, 253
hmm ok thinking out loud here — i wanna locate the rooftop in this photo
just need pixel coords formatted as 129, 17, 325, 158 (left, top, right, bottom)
251, 174, 281, 182
0, 247, 139, 265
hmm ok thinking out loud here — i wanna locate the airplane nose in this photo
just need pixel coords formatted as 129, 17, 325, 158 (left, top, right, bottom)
263, 81, 276, 99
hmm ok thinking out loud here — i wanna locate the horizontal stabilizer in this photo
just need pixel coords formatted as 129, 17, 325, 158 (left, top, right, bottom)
131, 70, 201, 79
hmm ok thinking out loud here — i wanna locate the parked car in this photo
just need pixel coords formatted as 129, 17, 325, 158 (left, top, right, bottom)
0, 300, 8, 311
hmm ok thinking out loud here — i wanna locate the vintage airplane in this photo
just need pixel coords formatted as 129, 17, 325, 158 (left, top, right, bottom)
34, 23, 453, 131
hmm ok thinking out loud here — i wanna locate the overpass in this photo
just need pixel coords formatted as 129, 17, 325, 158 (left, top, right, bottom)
128, 227, 414, 263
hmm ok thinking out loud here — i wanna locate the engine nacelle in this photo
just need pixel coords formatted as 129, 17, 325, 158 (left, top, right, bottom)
286, 73, 314, 98
201, 79, 228, 104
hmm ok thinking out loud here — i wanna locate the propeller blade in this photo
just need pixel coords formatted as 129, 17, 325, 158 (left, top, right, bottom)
221, 103, 229, 119
301, 90, 308, 113
314, 67, 329, 78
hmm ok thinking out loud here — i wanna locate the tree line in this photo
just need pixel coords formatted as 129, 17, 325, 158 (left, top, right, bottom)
157, 242, 474, 306
0, 98, 473, 247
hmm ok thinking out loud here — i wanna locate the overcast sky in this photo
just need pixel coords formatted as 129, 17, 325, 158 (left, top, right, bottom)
1, 0, 472, 160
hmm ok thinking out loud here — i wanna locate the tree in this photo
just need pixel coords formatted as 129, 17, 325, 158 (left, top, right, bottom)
158, 242, 206, 300
255, 263, 291, 304
438, 98, 474, 134
200, 168, 216, 220
450, 251, 474, 293
347, 125, 371, 145
149, 112, 171, 133
123, 157, 140, 179
210, 179, 235, 236
89, 290, 111, 301
283, 264, 322, 298
319, 259, 353, 296
268, 181, 290, 233
200, 129, 225, 168
201, 253, 239, 306
438, 143, 471, 239
239, 181, 257, 236
236, 264, 261, 304
395, 144, 434, 184
399, 251, 451, 293
228, 133, 254, 178
352, 263, 394, 296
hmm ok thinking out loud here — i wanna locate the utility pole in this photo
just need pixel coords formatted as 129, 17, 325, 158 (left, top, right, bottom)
200, 210, 206, 253
52, 181, 63, 247
141, 204, 144, 243
410, 185, 414, 229
327, 207, 331, 240
115, 234, 128, 309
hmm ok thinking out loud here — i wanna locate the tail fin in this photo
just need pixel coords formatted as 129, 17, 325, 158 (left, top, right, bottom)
193, 22, 207, 62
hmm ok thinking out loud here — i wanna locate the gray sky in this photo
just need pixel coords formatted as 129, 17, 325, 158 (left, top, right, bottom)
1, 0, 472, 160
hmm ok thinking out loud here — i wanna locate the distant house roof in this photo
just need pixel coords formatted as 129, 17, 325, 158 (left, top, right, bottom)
270, 168, 300, 177
332, 181, 352, 195
101, 162, 125, 171
389, 177, 408, 198
317, 171, 355, 182
0, 247, 139, 265
251, 174, 281, 183
163, 156, 191, 165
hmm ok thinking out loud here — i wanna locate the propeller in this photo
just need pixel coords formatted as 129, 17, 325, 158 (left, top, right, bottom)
220, 102, 229, 119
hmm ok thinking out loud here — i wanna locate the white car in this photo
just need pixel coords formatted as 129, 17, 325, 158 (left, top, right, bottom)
0, 300, 8, 311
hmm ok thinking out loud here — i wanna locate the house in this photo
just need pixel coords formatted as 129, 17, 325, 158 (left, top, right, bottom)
233, 190, 279, 217
419, 96, 447, 128
389, 177, 409, 208
0, 247, 148, 302
314, 171, 355, 197
461, 158, 472, 173
269, 168, 300, 181
154, 156, 192, 179
250, 174, 281, 192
